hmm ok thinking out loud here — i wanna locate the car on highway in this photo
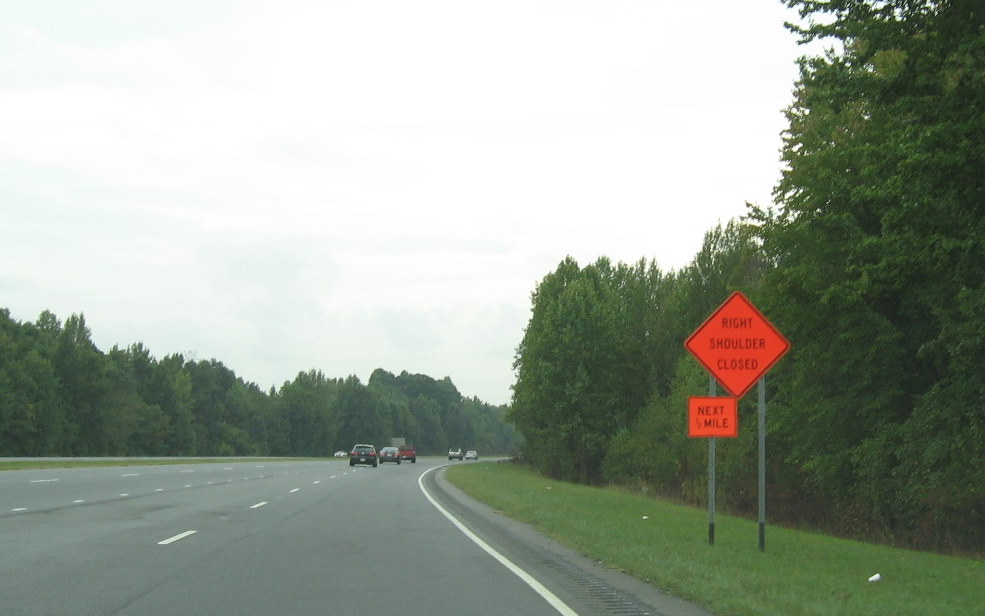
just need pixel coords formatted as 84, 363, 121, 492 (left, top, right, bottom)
465, 450, 478, 460
349, 444, 378, 467
398, 444, 417, 463
448, 448, 464, 460
333, 450, 347, 457
379, 446, 401, 464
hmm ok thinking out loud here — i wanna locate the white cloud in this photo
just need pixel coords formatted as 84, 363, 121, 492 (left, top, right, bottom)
0, 0, 807, 404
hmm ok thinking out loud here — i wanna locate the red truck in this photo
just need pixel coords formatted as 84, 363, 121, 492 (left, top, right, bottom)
398, 445, 416, 463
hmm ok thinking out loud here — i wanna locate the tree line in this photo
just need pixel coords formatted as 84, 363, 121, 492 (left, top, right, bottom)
0, 309, 517, 458
510, 0, 984, 556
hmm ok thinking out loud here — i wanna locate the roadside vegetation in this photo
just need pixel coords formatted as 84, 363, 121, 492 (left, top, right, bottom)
509, 0, 985, 556
447, 463, 984, 616
0, 316, 517, 460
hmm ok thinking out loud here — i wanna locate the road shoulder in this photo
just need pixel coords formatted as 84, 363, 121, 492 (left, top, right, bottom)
426, 464, 718, 616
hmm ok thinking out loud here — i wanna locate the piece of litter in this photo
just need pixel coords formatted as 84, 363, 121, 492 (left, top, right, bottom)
868, 573, 881, 582
642, 515, 649, 520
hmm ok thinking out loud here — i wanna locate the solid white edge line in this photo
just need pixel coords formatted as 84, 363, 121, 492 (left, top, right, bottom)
158, 530, 197, 545
417, 466, 580, 616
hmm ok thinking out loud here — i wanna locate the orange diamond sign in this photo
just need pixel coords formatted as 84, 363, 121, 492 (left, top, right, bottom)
685, 291, 790, 399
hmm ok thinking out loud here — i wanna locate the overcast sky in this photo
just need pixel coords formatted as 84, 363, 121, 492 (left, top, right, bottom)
1, 1, 811, 405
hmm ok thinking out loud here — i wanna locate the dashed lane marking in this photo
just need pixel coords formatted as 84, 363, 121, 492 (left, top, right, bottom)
158, 530, 197, 545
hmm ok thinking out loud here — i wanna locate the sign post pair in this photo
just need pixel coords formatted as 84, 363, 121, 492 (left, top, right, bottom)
684, 291, 789, 550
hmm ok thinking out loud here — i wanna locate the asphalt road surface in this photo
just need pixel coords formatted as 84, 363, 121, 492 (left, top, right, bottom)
0, 459, 714, 616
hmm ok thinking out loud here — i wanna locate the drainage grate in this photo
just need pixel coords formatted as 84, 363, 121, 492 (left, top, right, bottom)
532, 557, 664, 616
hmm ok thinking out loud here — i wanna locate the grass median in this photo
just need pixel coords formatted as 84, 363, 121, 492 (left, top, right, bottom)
0, 457, 331, 471
445, 462, 984, 616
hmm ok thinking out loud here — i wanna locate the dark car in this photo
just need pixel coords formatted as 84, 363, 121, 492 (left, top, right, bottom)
349, 444, 378, 467
379, 446, 401, 464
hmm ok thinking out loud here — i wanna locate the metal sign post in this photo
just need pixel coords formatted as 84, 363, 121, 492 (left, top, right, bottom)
758, 377, 767, 552
708, 377, 716, 546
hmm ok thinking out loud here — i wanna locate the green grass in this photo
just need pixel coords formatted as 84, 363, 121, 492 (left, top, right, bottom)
0, 457, 331, 472
445, 462, 985, 616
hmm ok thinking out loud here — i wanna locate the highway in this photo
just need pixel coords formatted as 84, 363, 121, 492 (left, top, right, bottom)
0, 459, 713, 616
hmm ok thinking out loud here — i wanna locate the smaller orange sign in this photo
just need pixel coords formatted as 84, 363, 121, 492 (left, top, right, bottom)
688, 397, 738, 438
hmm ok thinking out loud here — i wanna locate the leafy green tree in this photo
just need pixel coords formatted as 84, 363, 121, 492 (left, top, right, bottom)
335, 375, 389, 449
226, 380, 270, 455
0, 310, 66, 454
511, 257, 655, 482
409, 395, 445, 453
277, 370, 338, 456
51, 314, 116, 455
752, 0, 985, 547
459, 397, 516, 454
185, 359, 242, 455
157, 354, 197, 455
106, 344, 176, 455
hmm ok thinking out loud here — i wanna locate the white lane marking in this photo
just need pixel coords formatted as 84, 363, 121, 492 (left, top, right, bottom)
250, 501, 268, 509
289, 488, 300, 493
418, 467, 580, 616
11, 508, 27, 512
155, 488, 163, 492
184, 484, 192, 488
73, 500, 85, 504
330, 475, 337, 480
119, 493, 130, 497
180, 470, 194, 473
29, 479, 59, 483
121, 473, 140, 477
223, 467, 233, 470
312, 480, 321, 485
158, 530, 197, 545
